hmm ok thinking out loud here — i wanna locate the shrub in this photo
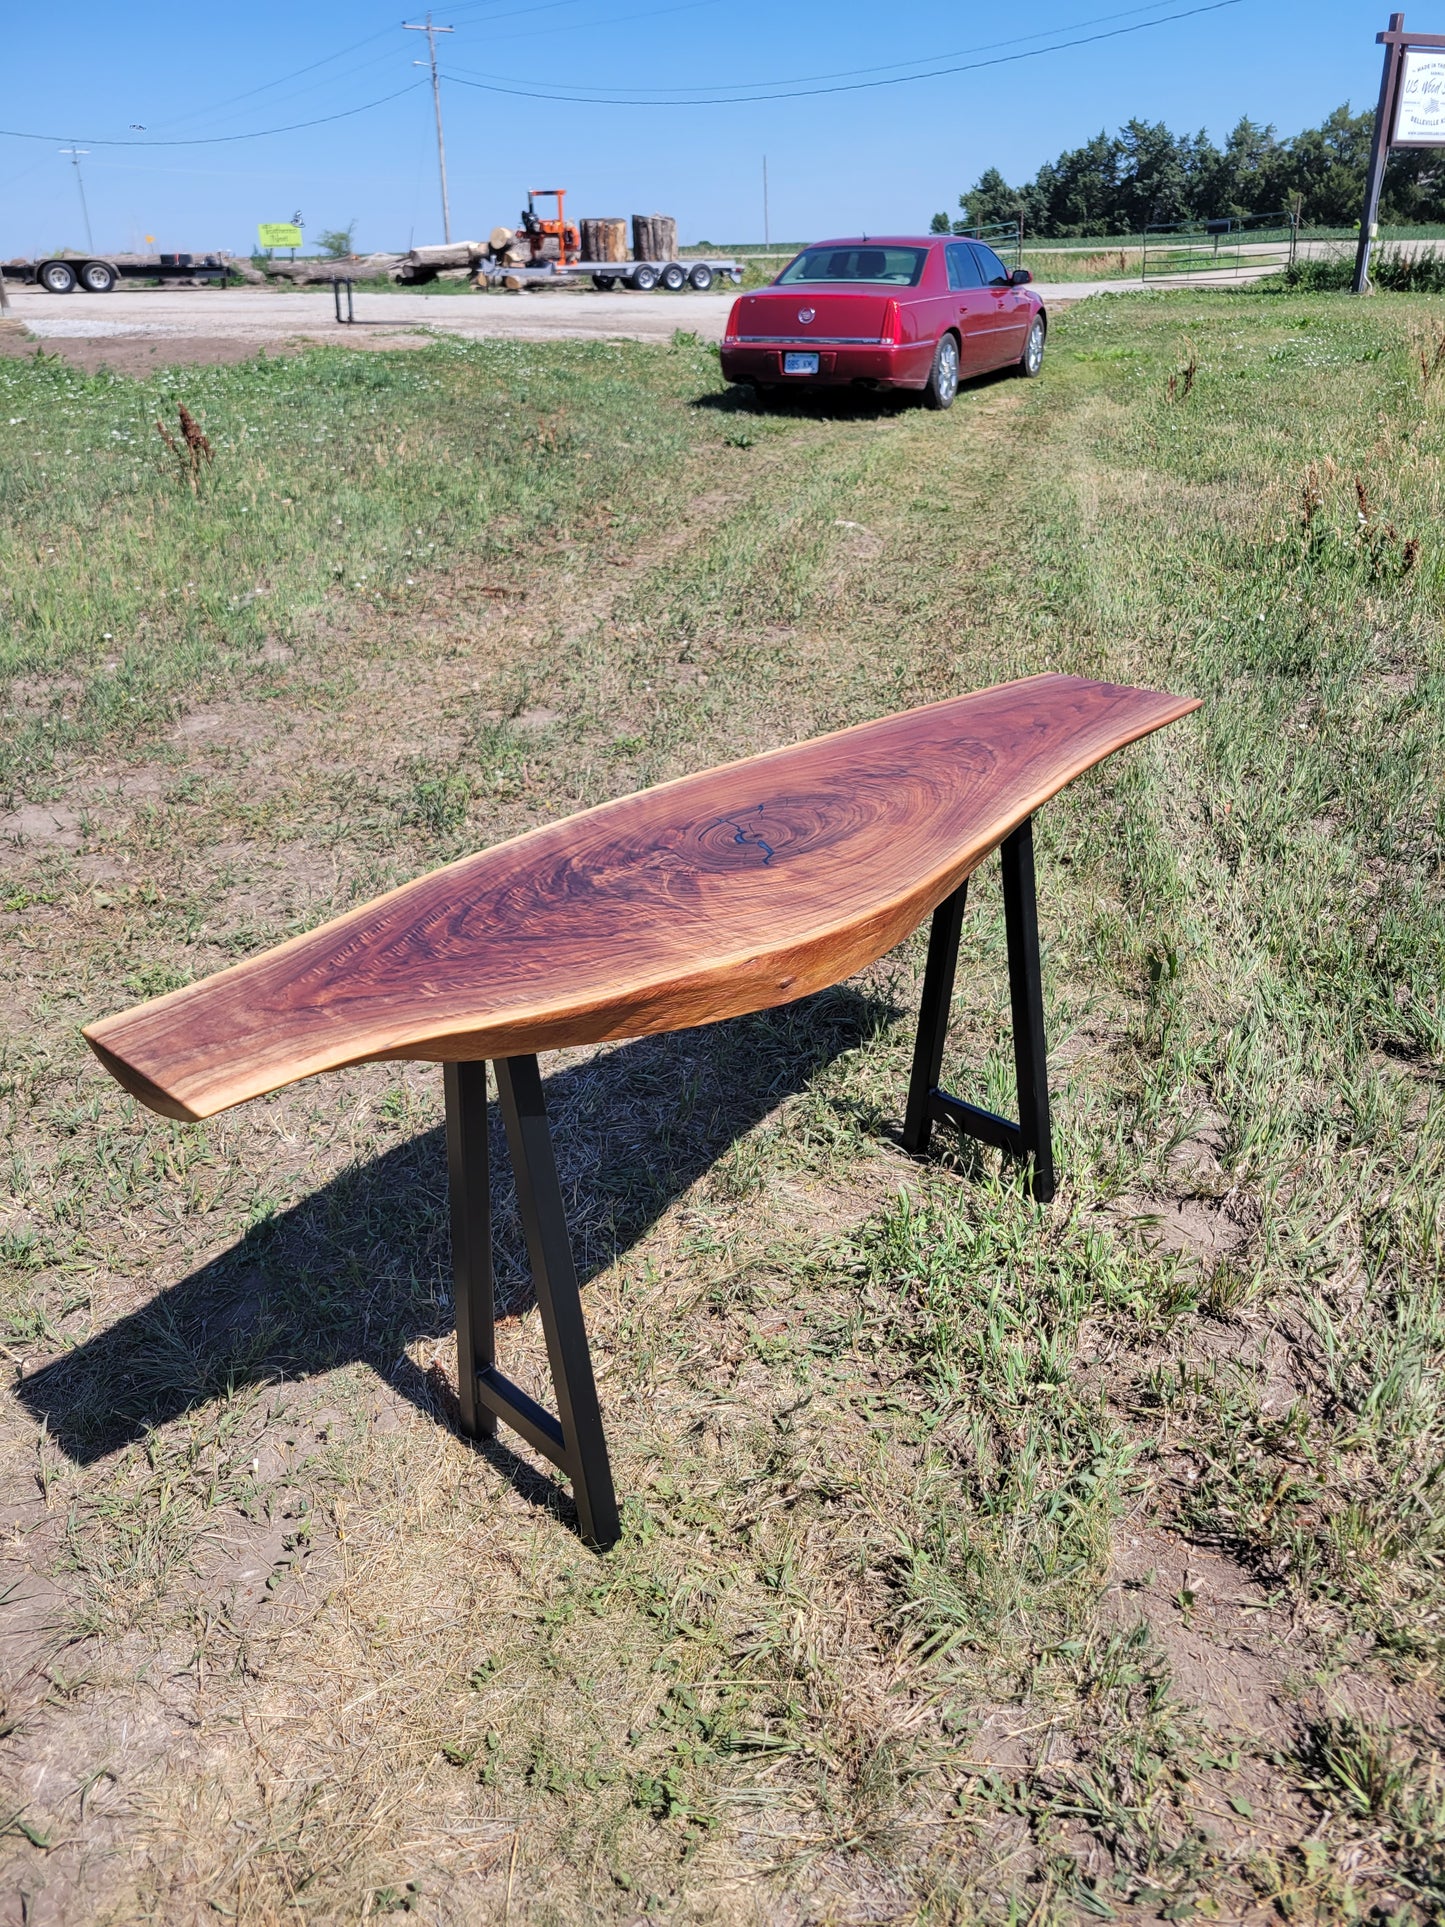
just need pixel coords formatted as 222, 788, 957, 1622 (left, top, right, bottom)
1277, 244, 1445, 292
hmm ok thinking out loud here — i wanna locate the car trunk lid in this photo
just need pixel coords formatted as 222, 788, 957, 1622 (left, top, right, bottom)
735, 288, 893, 342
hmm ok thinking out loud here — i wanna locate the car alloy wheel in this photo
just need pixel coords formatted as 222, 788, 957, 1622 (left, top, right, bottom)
1019, 317, 1045, 378
660, 263, 687, 291
80, 260, 117, 293
631, 265, 659, 291
923, 332, 960, 410
40, 260, 76, 294
687, 263, 713, 291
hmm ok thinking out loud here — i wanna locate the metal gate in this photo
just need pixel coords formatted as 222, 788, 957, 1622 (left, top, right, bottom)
954, 217, 1024, 270
1141, 210, 1299, 281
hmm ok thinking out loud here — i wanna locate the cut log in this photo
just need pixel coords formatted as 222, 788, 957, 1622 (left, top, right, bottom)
394, 241, 486, 284
631, 214, 677, 263
581, 218, 628, 263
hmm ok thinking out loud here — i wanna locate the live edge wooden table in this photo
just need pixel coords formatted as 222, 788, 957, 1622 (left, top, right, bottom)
84, 672, 1198, 1548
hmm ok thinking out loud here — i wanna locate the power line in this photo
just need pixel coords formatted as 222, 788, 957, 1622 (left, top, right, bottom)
481, 0, 725, 48
0, 79, 426, 148
138, 24, 399, 134
454, 0, 1213, 92
443, 0, 1243, 105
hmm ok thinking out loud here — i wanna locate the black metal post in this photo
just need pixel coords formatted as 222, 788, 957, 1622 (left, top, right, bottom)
1000, 819, 1055, 1203
332, 276, 354, 323
903, 879, 968, 1156
444, 1061, 494, 1439
904, 818, 1055, 1203
442, 1054, 620, 1549
493, 1055, 620, 1549
1354, 15, 1407, 293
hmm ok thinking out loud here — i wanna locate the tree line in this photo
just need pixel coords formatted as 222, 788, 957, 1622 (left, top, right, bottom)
936, 107, 1445, 237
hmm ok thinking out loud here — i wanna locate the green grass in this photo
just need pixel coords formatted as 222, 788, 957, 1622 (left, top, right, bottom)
3, 290, 1445, 1921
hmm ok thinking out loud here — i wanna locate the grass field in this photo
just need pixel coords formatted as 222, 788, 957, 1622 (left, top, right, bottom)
3, 289, 1445, 1924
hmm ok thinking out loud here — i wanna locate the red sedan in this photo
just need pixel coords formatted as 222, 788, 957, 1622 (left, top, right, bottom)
719, 234, 1045, 408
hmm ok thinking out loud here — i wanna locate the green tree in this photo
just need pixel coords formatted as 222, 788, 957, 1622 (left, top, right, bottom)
944, 101, 1445, 237
317, 222, 357, 259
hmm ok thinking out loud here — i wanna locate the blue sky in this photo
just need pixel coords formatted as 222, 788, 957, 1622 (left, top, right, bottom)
0, 2, 1403, 256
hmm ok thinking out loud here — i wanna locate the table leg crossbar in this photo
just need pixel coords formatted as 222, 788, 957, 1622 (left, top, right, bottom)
902, 817, 1056, 1203
444, 1054, 620, 1549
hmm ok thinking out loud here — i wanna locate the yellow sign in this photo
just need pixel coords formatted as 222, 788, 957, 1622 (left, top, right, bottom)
257, 222, 303, 249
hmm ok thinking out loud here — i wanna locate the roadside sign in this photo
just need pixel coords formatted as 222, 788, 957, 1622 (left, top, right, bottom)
257, 222, 303, 250
1395, 47, 1445, 144
1354, 13, 1445, 290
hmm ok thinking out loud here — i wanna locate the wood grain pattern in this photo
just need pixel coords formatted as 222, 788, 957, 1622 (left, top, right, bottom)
85, 674, 1200, 1122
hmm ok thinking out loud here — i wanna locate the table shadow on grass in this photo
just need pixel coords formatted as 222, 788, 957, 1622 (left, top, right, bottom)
21, 985, 894, 1514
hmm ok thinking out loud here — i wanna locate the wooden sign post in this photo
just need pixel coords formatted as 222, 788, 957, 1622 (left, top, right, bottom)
1353, 12, 1445, 292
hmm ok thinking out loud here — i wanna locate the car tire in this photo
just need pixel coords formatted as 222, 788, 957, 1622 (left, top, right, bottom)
79, 259, 117, 293
39, 260, 76, 294
922, 332, 960, 410
1017, 315, 1046, 378
592, 274, 617, 291
660, 262, 687, 291
630, 264, 659, 291
687, 263, 713, 291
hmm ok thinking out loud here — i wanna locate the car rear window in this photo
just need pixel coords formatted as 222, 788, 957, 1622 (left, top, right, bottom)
777, 246, 927, 287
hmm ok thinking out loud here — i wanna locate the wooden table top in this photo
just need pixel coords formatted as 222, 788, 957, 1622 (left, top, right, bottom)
85, 673, 1199, 1121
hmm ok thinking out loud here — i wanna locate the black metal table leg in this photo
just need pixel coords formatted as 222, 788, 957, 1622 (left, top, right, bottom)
443, 1053, 620, 1549
905, 816, 1056, 1203
1000, 818, 1055, 1203
444, 1060, 495, 1439
903, 878, 968, 1157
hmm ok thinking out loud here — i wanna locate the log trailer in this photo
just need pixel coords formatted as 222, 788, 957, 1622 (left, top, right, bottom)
1, 252, 237, 294
395, 244, 744, 292
395, 196, 744, 292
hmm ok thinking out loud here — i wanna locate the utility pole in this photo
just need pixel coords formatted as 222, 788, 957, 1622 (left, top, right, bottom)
59, 146, 93, 252
403, 14, 455, 244
762, 155, 769, 247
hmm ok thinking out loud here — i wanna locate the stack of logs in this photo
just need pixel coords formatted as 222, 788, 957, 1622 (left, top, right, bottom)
580, 215, 678, 264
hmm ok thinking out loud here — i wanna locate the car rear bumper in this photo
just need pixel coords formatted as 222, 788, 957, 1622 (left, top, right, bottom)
719, 339, 934, 389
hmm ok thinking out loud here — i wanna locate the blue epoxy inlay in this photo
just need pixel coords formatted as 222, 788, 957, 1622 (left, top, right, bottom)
712, 804, 776, 867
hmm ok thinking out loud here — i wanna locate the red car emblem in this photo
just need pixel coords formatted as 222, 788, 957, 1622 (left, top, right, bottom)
797, 308, 815, 323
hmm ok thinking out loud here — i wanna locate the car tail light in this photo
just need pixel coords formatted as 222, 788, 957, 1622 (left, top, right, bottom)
879, 300, 901, 345
723, 299, 742, 343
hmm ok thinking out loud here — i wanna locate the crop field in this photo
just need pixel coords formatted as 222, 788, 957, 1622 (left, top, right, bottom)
2, 290, 1445, 1924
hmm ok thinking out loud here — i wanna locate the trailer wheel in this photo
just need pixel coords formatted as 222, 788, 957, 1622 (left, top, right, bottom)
630, 264, 659, 291
592, 274, 617, 290
39, 260, 76, 294
79, 259, 117, 293
660, 262, 687, 291
687, 263, 714, 291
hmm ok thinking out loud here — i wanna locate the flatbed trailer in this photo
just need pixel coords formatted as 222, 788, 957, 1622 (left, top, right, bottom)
1, 252, 236, 294
473, 257, 744, 292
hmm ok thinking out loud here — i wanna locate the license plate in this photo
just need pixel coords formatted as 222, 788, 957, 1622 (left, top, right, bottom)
783, 351, 819, 375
